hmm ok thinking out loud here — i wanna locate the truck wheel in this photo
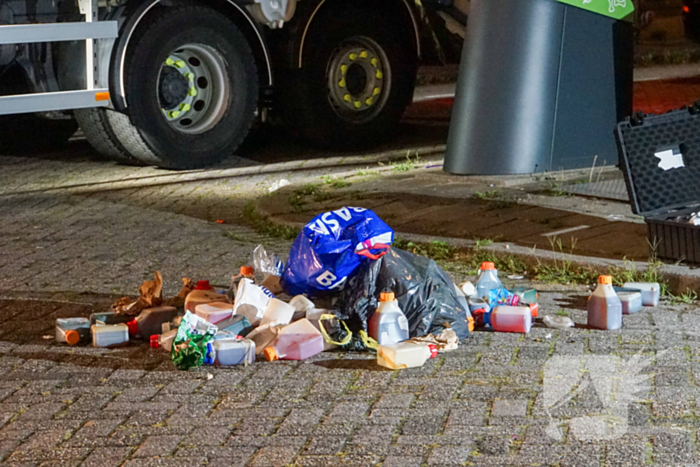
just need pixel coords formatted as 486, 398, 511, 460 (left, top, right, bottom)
116, 6, 258, 169
74, 108, 144, 165
288, 5, 417, 147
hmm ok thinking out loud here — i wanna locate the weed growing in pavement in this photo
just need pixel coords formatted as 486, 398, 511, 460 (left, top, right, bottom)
556, 310, 569, 317
319, 175, 350, 189
289, 184, 320, 213
242, 202, 299, 241
393, 238, 456, 261
474, 238, 493, 248
534, 237, 598, 285
669, 289, 698, 305
474, 190, 502, 200
390, 152, 421, 172
354, 167, 380, 177
609, 240, 669, 295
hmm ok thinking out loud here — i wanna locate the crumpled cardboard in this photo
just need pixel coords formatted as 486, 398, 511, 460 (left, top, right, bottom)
164, 277, 195, 308
408, 328, 459, 352
113, 272, 163, 316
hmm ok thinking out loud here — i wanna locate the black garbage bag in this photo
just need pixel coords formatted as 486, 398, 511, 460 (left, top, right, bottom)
335, 247, 472, 340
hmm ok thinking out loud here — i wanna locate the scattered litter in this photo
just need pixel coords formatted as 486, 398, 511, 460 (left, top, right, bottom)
377, 342, 437, 369
92, 323, 129, 348
409, 327, 459, 352
542, 315, 574, 330
459, 281, 476, 297
474, 305, 532, 333
185, 280, 230, 314
43, 335, 53, 340
545, 333, 552, 339
216, 220, 225, 224
263, 318, 324, 361
368, 292, 409, 345
171, 312, 216, 370
268, 179, 291, 192
56, 318, 90, 346
112, 271, 163, 317
232, 279, 273, 326
476, 262, 503, 299
207, 373, 214, 380
588, 275, 622, 331
507, 275, 524, 280
622, 282, 660, 307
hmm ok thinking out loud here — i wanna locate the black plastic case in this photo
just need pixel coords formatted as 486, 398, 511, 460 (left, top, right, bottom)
617, 105, 700, 263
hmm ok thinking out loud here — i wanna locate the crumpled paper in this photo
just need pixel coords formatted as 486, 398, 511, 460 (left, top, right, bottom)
113, 271, 163, 316
164, 277, 195, 308
408, 328, 459, 352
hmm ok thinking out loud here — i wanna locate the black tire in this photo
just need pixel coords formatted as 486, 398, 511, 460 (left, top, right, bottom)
0, 67, 78, 154
116, 5, 258, 169
284, 4, 417, 148
74, 108, 144, 165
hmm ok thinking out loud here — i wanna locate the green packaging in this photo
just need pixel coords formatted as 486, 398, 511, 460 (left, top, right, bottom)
171, 311, 217, 370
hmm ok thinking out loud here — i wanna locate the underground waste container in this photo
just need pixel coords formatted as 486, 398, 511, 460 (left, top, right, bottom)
444, 0, 635, 175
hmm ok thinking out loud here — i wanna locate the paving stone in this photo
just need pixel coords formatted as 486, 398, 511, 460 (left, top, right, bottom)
132, 434, 183, 457
491, 399, 528, 417
81, 447, 132, 467
427, 445, 472, 465
248, 446, 299, 467
382, 456, 423, 467
304, 436, 346, 455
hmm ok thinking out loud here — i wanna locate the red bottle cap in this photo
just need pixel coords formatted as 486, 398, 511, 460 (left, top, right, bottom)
194, 280, 213, 290
150, 335, 159, 348
428, 344, 438, 359
480, 262, 496, 270
240, 266, 254, 276
472, 309, 487, 327
126, 319, 138, 335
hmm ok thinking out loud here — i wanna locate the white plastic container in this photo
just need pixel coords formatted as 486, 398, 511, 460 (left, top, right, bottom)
150, 329, 177, 351
468, 296, 491, 314
616, 289, 643, 315
290, 295, 316, 321
195, 302, 233, 325
476, 262, 503, 299
262, 319, 325, 361
185, 281, 230, 314
56, 318, 91, 345
377, 342, 438, 369
259, 298, 295, 328
92, 324, 129, 348
623, 282, 660, 307
212, 336, 255, 366
233, 279, 272, 326
487, 306, 532, 333
588, 276, 622, 330
228, 265, 256, 301
368, 292, 409, 345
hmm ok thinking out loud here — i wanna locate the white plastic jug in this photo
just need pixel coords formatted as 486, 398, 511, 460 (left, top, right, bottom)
368, 292, 409, 345
617, 290, 643, 315
263, 319, 325, 361
228, 265, 255, 301
259, 298, 295, 328
486, 306, 532, 333
377, 342, 437, 369
212, 336, 255, 366
623, 282, 660, 307
56, 318, 91, 345
588, 276, 622, 330
92, 324, 129, 348
476, 262, 503, 299
195, 302, 233, 325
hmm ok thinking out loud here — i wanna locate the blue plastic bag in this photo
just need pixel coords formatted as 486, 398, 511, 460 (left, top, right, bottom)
281, 207, 394, 297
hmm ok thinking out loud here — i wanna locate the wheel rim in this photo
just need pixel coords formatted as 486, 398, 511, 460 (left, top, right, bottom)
157, 43, 229, 134
326, 36, 391, 123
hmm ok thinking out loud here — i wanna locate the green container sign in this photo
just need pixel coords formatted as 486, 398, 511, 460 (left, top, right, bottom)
556, 0, 635, 21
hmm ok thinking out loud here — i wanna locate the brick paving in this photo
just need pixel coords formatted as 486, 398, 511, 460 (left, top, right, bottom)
0, 79, 699, 465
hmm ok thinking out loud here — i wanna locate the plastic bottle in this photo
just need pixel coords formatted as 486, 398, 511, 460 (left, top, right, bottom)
185, 280, 230, 314
377, 342, 438, 370
216, 314, 253, 337
212, 336, 255, 366
125, 306, 178, 339
368, 292, 410, 345
479, 306, 532, 333
290, 295, 316, 321
588, 275, 622, 331
262, 319, 325, 361
150, 329, 177, 351
195, 302, 233, 325
622, 282, 660, 307
615, 288, 643, 315
227, 266, 255, 301
468, 296, 491, 314
476, 262, 503, 299
89, 311, 131, 326
92, 323, 129, 348
56, 318, 91, 345
259, 298, 295, 328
